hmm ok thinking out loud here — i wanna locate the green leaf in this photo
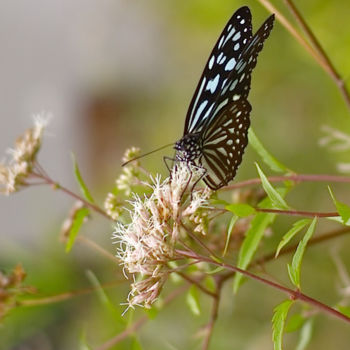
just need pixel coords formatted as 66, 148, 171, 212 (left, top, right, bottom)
223, 215, 239, 257
288, 218, 317, 288
233, 212, 275, 292
233, 187, 288, 293
275, 219, 311, 258
131, 337, 143, 350
256, 163, 289, 209
285, 313, 305, 333
272, 300, 293, 350
85, 270, 125, 323
72, 153, 95, 203
186, 285, 201, 316
336, 305, 350, 317
295, 319, 314, 350
65, 207, 90, 253
225, 203, 256, 217
249, 128, 289, 173
211, 198, 230, 206
328, 187, 350, 225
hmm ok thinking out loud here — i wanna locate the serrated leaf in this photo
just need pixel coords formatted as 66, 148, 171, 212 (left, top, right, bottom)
249, 128, 289, 173
288, 218, 317, 288
233, 212, 275, 293
72, 153, 95, 203
223, 215, 239, 257
65, 207, 90, 253
295, 319, 314, 350
186, 285, 201, 316
225, 203, 256, 217
285, 313, 305, 333
233, 189, 288, 293
275, 219, 311, 258
272, 300, 293, 350
328, 187, 350, 225
256, 163, 289, 209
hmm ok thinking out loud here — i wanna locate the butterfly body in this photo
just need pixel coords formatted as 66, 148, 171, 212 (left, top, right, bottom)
174, 6, 275, 190
174, 133, 202, 162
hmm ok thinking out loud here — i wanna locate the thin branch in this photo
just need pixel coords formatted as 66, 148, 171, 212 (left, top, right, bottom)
284, 0, 350, 110
254, 226, 350, 267
256, 0, 350, 111
255, 208, 338, 218
77, 236, 119, 263
255, 0, 329, 72
31, 171, 111, 220
176, 271, 216, 298
202, 277, 223, 350
178, 250, 350, 324
19, 280, 125, 307
223, 174, 350, 191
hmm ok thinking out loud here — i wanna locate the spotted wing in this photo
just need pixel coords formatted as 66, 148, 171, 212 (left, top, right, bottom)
199, 13, 275, 132
199, 100, 251, 190
184, 6, 253, 134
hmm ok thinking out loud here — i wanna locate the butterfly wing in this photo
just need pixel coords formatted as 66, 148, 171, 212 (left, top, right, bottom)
199, 100, 251, 190
184, 6, 253, 134
199, 13, 275, 132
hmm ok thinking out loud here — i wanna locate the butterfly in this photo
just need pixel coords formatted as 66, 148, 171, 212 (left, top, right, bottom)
174, 6, 275, 190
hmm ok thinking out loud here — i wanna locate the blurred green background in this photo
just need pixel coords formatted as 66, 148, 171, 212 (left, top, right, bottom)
1, 0, 350, 349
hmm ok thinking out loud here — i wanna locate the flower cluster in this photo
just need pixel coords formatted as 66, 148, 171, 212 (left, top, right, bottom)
112, 162, 210, 310
0, 113, 50, 195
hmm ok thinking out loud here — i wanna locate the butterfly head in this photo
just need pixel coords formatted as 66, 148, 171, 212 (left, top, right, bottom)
174, 133, 202, 162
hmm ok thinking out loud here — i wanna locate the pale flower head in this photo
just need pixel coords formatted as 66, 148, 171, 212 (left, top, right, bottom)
112, 161, 210, 309
0, 112, 50, 195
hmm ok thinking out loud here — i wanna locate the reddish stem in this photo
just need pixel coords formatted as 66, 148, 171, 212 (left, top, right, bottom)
177, 250, 350, 324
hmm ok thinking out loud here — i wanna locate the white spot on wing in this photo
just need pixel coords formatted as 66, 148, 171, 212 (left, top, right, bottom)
206, 74, 220, 93
191, 100, 208, 131
225, 58, 236, 71
232, 32, 241, 41
234, 43, 240, 51
208, 55, 215, 69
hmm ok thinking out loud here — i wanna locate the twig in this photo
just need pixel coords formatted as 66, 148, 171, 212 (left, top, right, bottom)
77, 236, 119, 263
256, 0, 350, 111
19, 280, 125, 306
176, 271, 216, 298
223, 174, 350, 191
31, 171, 111, 220
220, 227, 350, 283
255, 208, 338, 218
284, 0, 350, 110
178, 250, 350, 324
202, 277, 223, 350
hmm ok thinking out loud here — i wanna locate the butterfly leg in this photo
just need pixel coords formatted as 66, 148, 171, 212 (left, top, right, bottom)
189, 166, 207, 199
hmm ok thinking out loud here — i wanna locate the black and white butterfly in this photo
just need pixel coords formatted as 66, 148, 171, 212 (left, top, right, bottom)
174, 6, 275, 190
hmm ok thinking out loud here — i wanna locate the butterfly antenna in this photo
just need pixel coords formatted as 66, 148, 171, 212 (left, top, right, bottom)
122, 143, 174, 166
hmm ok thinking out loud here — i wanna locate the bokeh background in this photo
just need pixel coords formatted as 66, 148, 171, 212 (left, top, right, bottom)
1, 0, 350, 349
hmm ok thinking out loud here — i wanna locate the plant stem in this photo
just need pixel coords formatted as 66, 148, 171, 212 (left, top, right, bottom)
224, 174, 350, 191
178, 250, 350, 324
284, 0, 350, 110
202, 277, 223, 350
255, 208, 338, 218
31, 171, 111, 220
256, 0, 350, 111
